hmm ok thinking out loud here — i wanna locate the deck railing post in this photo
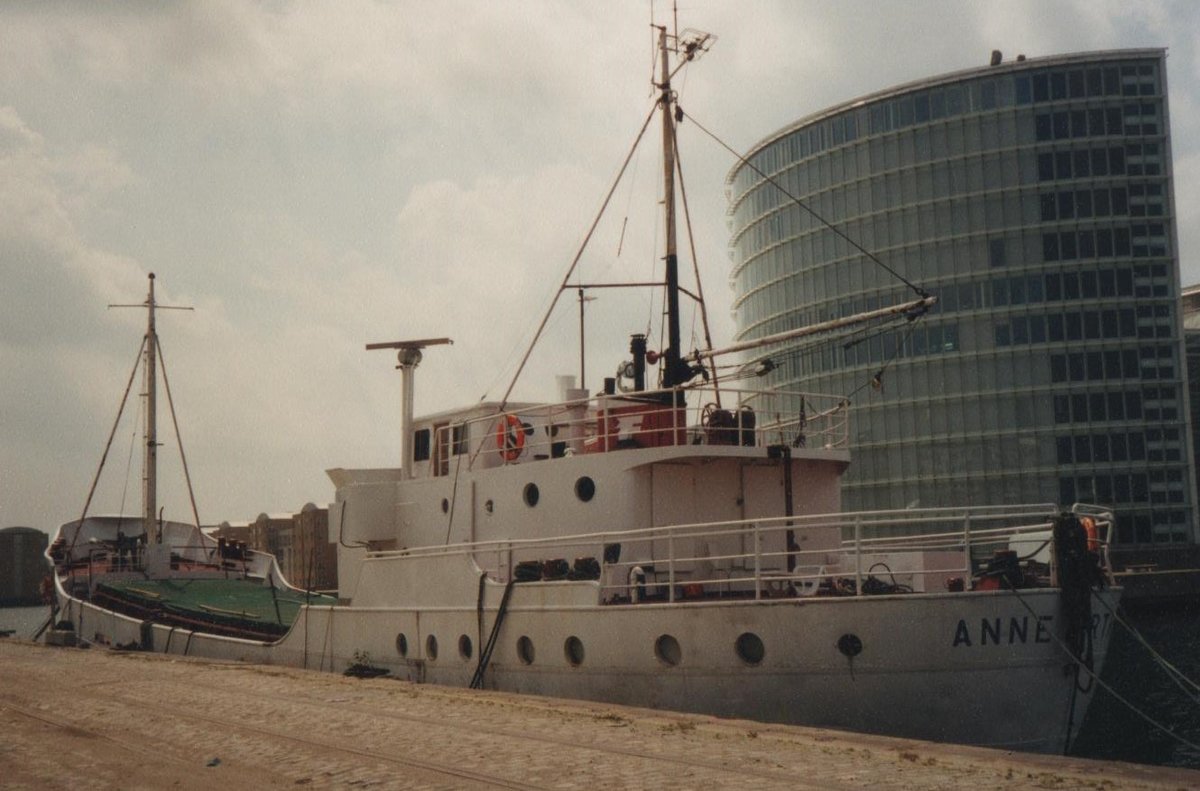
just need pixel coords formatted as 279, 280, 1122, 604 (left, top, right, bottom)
753, 525, 762, 600
963, 514, 972, 580
854, 515, 863, 596
668, 530, 676, 603
672, 388, 680, 446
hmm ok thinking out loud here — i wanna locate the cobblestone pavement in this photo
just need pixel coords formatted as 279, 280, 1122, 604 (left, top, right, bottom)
0, 639, 1194, 790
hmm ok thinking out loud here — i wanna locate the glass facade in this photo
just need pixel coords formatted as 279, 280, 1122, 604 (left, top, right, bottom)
726, 50, 1196, 545
1182, 286, 1200, 512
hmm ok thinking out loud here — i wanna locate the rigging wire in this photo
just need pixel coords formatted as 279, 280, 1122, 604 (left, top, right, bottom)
648, 145, 663, 344
778, 313, 908, 377
844, 321, 921, 401
477, 284, 576, 403
493, 101, 660, 422
669, 106, 934, 403
616, 123, 644, 258
677, 107, 929, 299
718, 304, 917, 395
156, 334, 203, 532
117, 398, 142, 520
647, 2, 659, 98
672, 119, 721, 401
443, 447, 465, 545
66, 338, 146, 559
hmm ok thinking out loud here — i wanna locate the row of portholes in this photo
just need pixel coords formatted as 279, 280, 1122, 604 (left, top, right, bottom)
394, 631, 767, 667
650, 633, 766, 667
395, 632, 475, 662
440, 476, 597, 515
523, 476, 597, 507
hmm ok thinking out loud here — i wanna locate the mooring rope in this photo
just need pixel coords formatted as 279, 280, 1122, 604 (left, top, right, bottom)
1007, 585, 1200, 755
1089, 588, 1200, 704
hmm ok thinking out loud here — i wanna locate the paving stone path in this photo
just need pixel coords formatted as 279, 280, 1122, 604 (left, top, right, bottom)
0, 639, 1194, 790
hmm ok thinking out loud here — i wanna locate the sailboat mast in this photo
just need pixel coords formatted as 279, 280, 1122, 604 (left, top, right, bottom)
142, 273, 158, 541
658, 26, 685, 389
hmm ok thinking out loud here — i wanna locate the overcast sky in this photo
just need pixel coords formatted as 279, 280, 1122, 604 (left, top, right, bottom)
2, 0, 1197, 536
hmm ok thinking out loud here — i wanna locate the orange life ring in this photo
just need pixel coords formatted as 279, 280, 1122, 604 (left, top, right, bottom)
1080, 516, 1100, 552
496, 414, 525, 461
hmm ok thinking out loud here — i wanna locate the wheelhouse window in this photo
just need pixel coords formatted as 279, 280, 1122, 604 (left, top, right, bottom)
413, 428, 431, 462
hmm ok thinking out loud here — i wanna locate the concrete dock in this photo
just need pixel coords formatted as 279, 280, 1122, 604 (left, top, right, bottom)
0, 639, 1195, 790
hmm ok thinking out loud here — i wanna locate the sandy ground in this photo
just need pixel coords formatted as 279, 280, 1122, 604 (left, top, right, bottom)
0, 638, 1196, 790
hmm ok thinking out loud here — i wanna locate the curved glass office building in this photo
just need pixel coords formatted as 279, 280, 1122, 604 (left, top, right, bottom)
726, 50, 1195, 544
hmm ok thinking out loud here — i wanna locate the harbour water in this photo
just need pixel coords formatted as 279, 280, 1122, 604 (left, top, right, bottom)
1073, 604, 1200, 768
0, 604, 50, 639
3, 603, 1196, 767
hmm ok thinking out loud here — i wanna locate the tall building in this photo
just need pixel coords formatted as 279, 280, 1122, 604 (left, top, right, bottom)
0, 526, 49, 605
726, 49, 1195, 545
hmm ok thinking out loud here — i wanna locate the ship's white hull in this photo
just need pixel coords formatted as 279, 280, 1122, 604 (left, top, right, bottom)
56, 582, 1117, 754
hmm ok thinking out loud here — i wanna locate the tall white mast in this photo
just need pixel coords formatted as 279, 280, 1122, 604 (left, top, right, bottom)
108, 273, 193, 542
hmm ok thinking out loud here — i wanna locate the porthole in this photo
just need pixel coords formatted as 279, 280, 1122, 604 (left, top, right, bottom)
523, 483, 540, 507
441, 498, 449, 513
574, 476, 596, 502
655, 634, 681, 667
396, 633, 408, 657
459, 634, 473, 660
426, 634, 438, 661
517, 635, 535, 665
564, 636, 585, 666
837, 633, 863, 658
735, 632, 765, 665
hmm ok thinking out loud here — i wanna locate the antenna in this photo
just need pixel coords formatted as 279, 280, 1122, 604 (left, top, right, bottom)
577, 289, 597, 389
676, 29, 716, 61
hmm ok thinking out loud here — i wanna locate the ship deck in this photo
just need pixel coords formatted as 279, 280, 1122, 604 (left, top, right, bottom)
92, 577, 336, 641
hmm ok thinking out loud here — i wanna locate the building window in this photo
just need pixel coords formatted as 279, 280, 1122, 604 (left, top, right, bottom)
1038, 153, 1054, 181
988, 238, 1006, 268
1043, 234, 1059, 262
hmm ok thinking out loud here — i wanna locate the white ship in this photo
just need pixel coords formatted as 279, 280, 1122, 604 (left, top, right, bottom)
48, 26, 1119, 754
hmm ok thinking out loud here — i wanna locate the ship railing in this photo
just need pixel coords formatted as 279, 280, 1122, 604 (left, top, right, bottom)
53, 522, 280, 597
366, 503, 1109, 601
434, 385, 848, 470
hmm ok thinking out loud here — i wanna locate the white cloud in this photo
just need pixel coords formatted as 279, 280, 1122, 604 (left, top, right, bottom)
1, 0, 1197, 536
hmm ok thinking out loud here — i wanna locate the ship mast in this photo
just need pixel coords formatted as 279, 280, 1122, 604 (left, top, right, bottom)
107, 273, 194, 543
658, 25, 684, 388
656, 25, 713, 388
492, 25, 712, 409
142, 274, 159, 540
